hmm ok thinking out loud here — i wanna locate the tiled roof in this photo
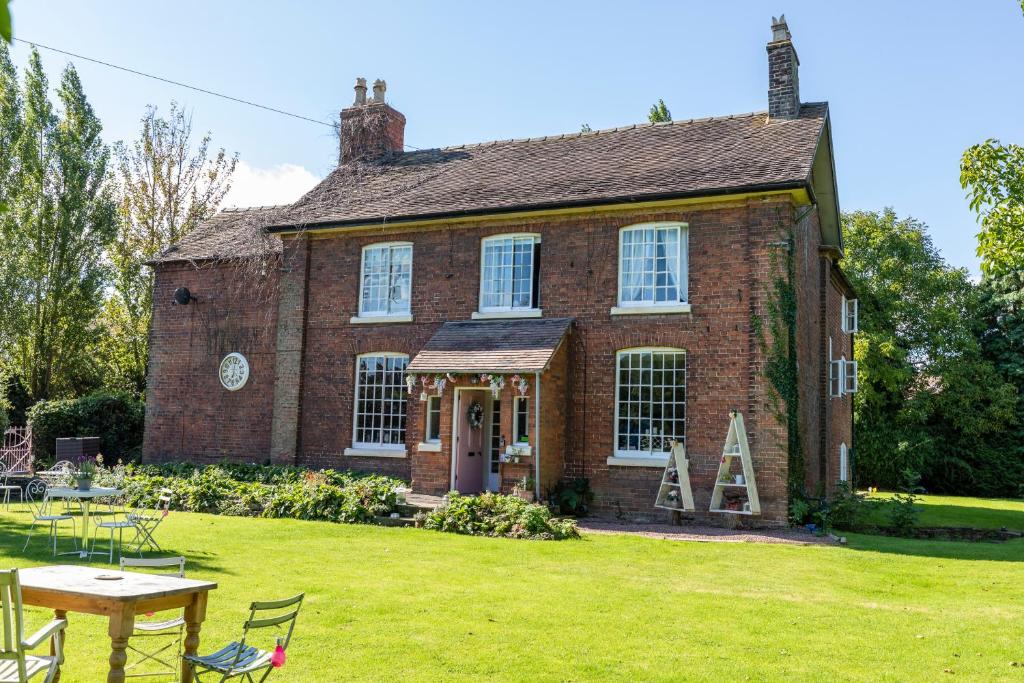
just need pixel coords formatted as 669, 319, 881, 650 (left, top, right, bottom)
407, 318, 573, 374
148, 206, 285, 264
272, 103, 828, 229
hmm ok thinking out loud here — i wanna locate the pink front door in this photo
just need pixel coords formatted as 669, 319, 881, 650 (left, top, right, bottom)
455, 390, 487, 494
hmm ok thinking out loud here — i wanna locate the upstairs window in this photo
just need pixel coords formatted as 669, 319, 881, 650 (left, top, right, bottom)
830, 356, 858, 398
841, 296, 859, 333
480, 235, 541, 312
618, 224, 688, 308
359, 243, 412, 317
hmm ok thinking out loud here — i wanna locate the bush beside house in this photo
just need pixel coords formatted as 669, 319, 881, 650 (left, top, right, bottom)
28, 392, 144, 466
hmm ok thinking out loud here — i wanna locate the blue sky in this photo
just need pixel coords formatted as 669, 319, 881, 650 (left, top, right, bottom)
7, 1, 1024, 274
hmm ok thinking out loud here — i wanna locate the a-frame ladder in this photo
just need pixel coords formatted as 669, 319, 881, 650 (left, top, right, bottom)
709, 411, 761, 515
655, 440, 694, 512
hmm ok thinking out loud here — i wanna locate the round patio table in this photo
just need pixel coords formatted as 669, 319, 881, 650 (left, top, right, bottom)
45, 486, 123, 559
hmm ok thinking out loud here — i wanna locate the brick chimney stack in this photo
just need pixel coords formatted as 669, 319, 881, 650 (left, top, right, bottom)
339, 77, 406, 164
766, 15, 800, 119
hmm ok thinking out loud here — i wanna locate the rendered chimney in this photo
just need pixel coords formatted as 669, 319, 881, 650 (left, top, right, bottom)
767, 14, 800, 119
339, 77, 406, 164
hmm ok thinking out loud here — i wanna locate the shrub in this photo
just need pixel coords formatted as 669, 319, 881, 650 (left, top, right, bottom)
28, 392, 144, 466
424, 492, 579, 540
120, 463, 403, 524
547, 478, 593, 516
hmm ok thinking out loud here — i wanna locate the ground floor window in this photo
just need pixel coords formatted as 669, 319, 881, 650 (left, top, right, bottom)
615, 348, 686, 458
839, 442, 849, 482
514, 397, 529, 443
425, 395, 441, 443
353, 353, 408, 448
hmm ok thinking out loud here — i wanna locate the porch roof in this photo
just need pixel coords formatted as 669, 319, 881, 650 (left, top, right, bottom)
407, 318, 573, 374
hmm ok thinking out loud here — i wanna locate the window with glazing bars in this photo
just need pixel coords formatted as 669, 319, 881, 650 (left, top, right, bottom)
618, 225, 687, 306
615, 349, 686, 457
360, 244, 412, 316
480, 236, 540, 310
354, 354, 408, 447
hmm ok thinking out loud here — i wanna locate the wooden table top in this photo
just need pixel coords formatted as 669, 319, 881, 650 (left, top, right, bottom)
46, 487, 123, 499
20, 565, 217, 603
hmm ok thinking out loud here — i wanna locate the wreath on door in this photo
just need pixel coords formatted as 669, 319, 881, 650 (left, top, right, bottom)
467, 401, 484, 430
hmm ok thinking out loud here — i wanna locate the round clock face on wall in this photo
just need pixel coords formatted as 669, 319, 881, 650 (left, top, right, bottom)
219, 352, 250, 391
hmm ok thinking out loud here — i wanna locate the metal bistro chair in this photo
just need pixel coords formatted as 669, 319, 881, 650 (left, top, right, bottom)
184, 593, 304, 683
91, 495, 141, 564
0, 568, 67, 683
0, 463, 22, 511
119, 557, 187, 680
128, 489, 173, 554
22, 487, 77, 557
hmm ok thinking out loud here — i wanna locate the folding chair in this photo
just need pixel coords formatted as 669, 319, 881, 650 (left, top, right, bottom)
128, 489, 173, 554
0, 462, 22, 510
0, 568, 67, 682
22, 488, 77, 557
119, 557, 187, 680
183, 593, 304, 682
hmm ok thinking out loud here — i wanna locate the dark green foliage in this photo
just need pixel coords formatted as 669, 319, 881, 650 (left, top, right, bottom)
424, 492, 579, 540
27, 391, 144, 466
842, 210, 1021, 496
122, 463, 402, 523
4, 372, 30, 425
547, 478, 593, 516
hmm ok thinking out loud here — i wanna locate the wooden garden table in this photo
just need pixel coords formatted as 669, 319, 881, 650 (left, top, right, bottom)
19, 565, 217, 683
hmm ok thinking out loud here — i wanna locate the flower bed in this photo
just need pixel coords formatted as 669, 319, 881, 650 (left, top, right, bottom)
424, 492, 579, 540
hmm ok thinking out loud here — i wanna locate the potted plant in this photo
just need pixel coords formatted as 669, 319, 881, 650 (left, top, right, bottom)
75, 455, 99, 491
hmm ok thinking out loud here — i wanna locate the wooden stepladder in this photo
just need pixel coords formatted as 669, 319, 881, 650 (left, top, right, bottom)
709, 411, 761, 515
655, 440, 694, 512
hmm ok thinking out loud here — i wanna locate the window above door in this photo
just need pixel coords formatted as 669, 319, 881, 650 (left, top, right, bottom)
473, 234, 542, 319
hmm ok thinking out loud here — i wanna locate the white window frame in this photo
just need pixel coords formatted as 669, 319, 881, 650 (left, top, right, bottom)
513, 396, 530, 443
844, 359, 858, 394
355, 242, 413, 321
424, 395, 441, 444
841, 296, 859, 333
830, 356, 845, 398
612, 223, 689, 316
611, 347, 686, 462
839, 442, 849, 482
347, 352, 409, 456
475, 233, 541, 316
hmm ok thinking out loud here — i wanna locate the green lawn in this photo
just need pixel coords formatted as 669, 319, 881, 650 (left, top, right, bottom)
864, 492, 1024, 530
0, 502, 1021, 682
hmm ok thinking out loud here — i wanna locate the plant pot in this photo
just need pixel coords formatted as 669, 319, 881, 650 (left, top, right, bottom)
76, 478, 92, 492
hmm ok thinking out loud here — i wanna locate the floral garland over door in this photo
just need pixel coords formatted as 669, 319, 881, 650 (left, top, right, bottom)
405, 372, 530, 401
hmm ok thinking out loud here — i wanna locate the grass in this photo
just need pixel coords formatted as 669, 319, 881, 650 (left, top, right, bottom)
864, 492, 1024, 530
0, 500, 1021, 682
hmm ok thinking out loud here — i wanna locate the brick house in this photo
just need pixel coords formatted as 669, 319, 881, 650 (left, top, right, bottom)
144, 17, 856, 524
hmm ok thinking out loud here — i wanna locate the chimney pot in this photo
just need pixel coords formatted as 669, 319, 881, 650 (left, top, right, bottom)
372, 79, 386, 103
353, 77, 367, 106
771, 14, 791, 42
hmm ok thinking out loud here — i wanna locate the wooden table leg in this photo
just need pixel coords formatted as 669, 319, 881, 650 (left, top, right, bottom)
51, 609, 67, 683
181, 591, 208, 683
107, 604, 135, 683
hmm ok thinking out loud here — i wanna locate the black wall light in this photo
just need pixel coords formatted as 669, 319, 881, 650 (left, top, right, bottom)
172, 287, 195, 306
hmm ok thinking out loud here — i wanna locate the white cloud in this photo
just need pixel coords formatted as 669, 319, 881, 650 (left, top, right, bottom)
222, 161, 321, 208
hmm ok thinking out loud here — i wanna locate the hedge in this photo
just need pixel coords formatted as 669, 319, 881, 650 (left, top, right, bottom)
27, 392, 145, 467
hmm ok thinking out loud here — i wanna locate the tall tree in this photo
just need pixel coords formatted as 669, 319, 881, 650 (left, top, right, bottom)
960, 140, 1023, 277
103, 103, 236, 393
842, 209, 1019, 494
648, 99, 671, 123
3, 49, 116, 399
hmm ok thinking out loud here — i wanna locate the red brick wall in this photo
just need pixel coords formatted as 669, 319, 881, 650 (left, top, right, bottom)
143, 262, 279, 463
825, 270, 855, 488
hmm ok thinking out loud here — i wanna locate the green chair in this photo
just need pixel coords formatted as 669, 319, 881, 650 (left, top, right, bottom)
183, 593, 304, 682
119, 557, 187, 680
0, 568, 67, 682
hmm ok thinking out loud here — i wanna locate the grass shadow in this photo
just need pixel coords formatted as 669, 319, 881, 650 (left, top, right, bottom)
843, 532, 1024, 562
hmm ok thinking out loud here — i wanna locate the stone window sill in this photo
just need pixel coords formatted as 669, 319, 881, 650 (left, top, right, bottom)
610, 304, 692, 316
344, 447, 407, 458
417, 442, 442, 453
349, 314, 413, 325
471, 309, 542, 320
606, 456, 669, 468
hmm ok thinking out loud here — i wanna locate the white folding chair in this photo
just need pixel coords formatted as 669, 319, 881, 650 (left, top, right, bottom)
119, 557, 187, 679
128, 489, 173, 554
0, 568, 67, 682
22, 488, 77, 557
91, 495, 140, 564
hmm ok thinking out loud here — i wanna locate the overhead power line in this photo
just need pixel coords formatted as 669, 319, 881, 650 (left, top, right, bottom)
14, 37, 336, 128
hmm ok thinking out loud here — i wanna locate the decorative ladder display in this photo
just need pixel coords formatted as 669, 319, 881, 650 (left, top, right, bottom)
709, 411, 761, 515
654, 440, 694, 512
